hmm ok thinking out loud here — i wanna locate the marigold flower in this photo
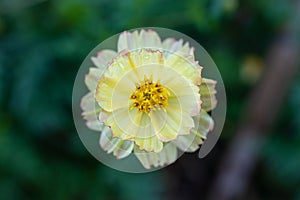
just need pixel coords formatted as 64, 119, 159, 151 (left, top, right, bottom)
80, 29, 217, 169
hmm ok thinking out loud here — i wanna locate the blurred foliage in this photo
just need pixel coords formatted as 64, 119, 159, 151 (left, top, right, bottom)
0, 0, 299, 199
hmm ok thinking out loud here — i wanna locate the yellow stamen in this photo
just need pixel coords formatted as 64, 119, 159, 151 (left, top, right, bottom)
130, 76, 169, 113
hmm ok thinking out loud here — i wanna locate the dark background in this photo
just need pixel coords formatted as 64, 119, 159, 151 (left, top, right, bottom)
0, 0, 300, 199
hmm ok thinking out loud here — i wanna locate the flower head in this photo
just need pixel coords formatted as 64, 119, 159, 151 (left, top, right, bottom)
81, 29, 217, 169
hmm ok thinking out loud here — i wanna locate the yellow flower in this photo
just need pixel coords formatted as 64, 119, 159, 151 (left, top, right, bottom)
81, 29, 217, 169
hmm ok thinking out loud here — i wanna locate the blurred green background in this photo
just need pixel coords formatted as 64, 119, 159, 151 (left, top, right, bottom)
0, 0, 299, 199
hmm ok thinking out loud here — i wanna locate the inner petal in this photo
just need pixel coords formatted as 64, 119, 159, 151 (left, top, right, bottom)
150, 97, 195, 142
106, 107, 157, 140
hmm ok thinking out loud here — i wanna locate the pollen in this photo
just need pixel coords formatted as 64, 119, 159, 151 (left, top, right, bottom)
130, 76, 170, 113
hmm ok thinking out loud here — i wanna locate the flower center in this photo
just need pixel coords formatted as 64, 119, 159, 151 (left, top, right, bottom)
130, 76, 169, 113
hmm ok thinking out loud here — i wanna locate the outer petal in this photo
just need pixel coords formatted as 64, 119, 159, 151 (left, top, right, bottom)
80, 92, 103, 131
134, 143, 177, 169
172, 130, 202, 152
113, 140, 134, 159
162, 38, 176, 50
200, 78, 217, 111
100, 126, 121, 153
84, 68, 103, 92
99, 126, 134, 159
117, 30, 140, 52
118, 29, 163, 52
162, 38, 195, 58
139, 29, 162, 49
91, 50, 118, 70
197, 110, 214, 140
174, 110, 214, 152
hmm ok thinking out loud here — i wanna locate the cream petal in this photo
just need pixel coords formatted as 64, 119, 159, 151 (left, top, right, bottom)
174, 110, 214, 152
117, 30, 140, 52
150, 109, 178, 142
91, 50, 117, 70
99, 126, 134, 159
105, 107, 164, 152
197, 110, 214, 139
162, 38, 176, 50
181, 42, 191, 55
95, 50, 167, 112
164, 53, 202, 85
162, 38, 194, 57
118, 30, 164, 52
99, 126, 121, 153
99, 110, 109, 123
84, 68, 102, 92
200, 78, 217, 111
106, 107, 157, 140
106, 108, 142, 139
176, 94, 201, 117
129, 63, 201, 117
150, 99, 194, 142
173, 130, 202, 152
134, 54, 200, 140
134, 135, 163, 153
113, 140, 134, 159
80, 92, 103, 131
173, 112, 202, 152
136, 49, 164, 66
139, 29, 162, 49
95, 61, 135, 111
169, 39, 183, 53
134, 142, 177, 169
163, 75, 201, 116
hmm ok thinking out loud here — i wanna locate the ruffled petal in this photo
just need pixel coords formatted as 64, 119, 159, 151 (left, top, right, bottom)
162, 38, 195, 58
100, 126, 121, 153
139, 29, 162, 49
118, 29, 163, 52
134, 143, 177, 169
162, 38, 176, 50
113, 140, 134, 159
84, 68, 103, 92
197, 110, 214, 139
166, 38, 183, 53
164, 53, 202, 85
80, 92, 103, 131
172, 130, 202, 152
91, 50, 117, 70
117, 30, 140, 52
129, 49, 164, 67
99, 126, 134, 159
200, 78, 217, 111
134, 135, 163, 153
174, 110, 214, 152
